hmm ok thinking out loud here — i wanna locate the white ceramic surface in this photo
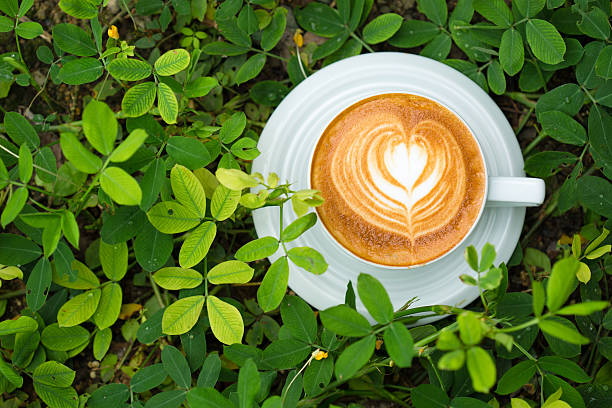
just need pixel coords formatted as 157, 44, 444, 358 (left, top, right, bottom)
251, 52, 528, 322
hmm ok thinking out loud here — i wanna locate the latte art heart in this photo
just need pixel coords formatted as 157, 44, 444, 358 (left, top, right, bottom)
311, 94, 486, 267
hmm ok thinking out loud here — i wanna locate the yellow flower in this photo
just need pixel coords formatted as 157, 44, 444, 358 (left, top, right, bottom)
108, 25, 119, 40
293, 29, 303, 48
314, 350, 328, 360
375, 339, 383, 350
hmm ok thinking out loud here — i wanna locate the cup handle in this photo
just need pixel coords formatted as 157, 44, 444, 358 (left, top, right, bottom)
487, 177, 545, 207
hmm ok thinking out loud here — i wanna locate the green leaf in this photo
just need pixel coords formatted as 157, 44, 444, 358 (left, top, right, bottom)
487, 60, 506, 95
162, 295, 205, 335
41, 323, 89, 351
141, 390, 186, 408
147, 201, 201, 234
357, 273, 393, 324
52, 23, 96, 56
362, 13, 402, 44
237, 5, 258, 34
134, 223, 173, 271
166, 136, 212, 170
539, 318, 590, 344
420, 33, 452, 60
207, 295, 244, 345
496, 360, 537, 394
295, 3, 344, 38
157, 82, 178, 124
577, 41, 605, 89
473, 0, 512, 27
540, 111, 587, 145
1, 187, 28, 228
281, 213, 317, 242
479, 243, 497, 271
82, 100, 117, 155
416, 0, 448, 26
208, 260, 254, 284
53, 259, 99, 289
184, 76, 218, 98
281, 295, 317, 344
335, 334, 376, 380
235, 54, 266, 85
179, 221, 217, 268
312, 32, 349, 61
0, 315, 37, 335
533, 280, 545, 316
170, 164, 206, 218
93, 327, 111, 360
59, 0, 97, 18
585, 245, 611, 259
524, 151, 577, 178
499, 28, 524, 75
92, 283, 122, 329
57, 288, 101, 327
153, 267, 203, 289
217, 17, 251, 47
319, 304, 371, 337
202, 41, 249, 56
575, 5, 610, 40
262, 339, 311, 369
59, 132, 102, 174
216, 168, 258, 191
187, 387, 234, 408
438, 350, 466, 371
100, 166, 142, 206
219, 112, 246, 144
557, 301, 609, 316
155, 49, 190, 76
249, 80, 289, 106
526, 19, 566, 64
15, 21, 42, 38
59, 57, 103, 85
99, 240, 127, 281
546, 257, 579, 312
238, 359, 260, 408
235, 237, 279, 262
26, 257, 52, 312
211, 185, 241, 221
261, 7, 287, 51
33, 361, 75, 388
538, 356, 591, 383
384, 322, 414, 368
577, 176, 612, 219
287, 246, 327, 275
4, 111, 40, 148
595, 45, 612, 79
35, 146, 57, 184
131, 363, 167, 393
465, 246, 479, 271
0, 0, 18, 17
197, 354, 221, 388
88, 384, 129, 408
303, 358, 333, 396
389, 20, 440, 48
458, 311, 484, 345
33, 382, 78, 408
140, 158, 166, 211
257, 257, 289, 312
0, 233, 41, 265
515, 0, 545, 17
467, 346, 496, 393
122, 82, 157, 118
109, 128, 148, 163
107, 58, 152, 81
588, 107, 612, 179
162, 345, 191, 389
411, 384, 449, 408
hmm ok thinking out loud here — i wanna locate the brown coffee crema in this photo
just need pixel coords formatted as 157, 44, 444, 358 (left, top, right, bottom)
310, 93, 486, 267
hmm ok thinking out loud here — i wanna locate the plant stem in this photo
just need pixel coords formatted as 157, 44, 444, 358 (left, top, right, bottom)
150, 272, 165, 308
505, 92, 537, 108
523, 130, 547, 156
349, 31, 375, 53
0, 289, 26, 299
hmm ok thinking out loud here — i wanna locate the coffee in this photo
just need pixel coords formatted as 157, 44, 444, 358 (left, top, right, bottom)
310, 93, 486, 267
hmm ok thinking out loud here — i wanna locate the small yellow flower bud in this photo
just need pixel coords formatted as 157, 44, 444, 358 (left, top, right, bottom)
314, 351, 328, 360
108, 25, 119, 40
293, 30, 303, 48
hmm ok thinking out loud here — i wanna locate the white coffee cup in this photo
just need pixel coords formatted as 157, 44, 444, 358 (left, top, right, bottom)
307, 92, 545, 269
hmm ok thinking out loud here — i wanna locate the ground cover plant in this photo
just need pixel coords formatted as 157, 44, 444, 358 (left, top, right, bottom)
0, 0, 611, 406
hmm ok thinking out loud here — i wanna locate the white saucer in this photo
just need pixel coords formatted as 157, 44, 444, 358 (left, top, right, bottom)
251, 52, 525, 321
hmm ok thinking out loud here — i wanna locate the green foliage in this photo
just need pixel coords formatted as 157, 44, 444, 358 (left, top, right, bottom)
0, 0, 610, 407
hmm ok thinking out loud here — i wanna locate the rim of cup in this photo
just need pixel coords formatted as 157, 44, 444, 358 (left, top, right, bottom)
306, 90, 490, 270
